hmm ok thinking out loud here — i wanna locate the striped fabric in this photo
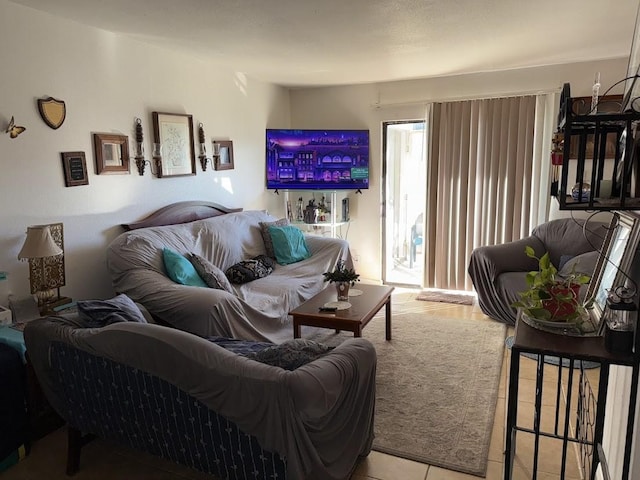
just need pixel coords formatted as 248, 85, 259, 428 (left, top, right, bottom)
50, 343, 287, 479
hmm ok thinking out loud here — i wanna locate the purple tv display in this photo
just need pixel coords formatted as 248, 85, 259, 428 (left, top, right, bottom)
266, 129, 369, 190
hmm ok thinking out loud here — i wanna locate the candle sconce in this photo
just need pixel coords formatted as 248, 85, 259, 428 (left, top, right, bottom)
152, 142, 163, 178
198, 123, 211, 171
132, 117, 160, 177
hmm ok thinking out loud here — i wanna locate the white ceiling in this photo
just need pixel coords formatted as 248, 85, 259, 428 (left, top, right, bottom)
11, 0, 640, 88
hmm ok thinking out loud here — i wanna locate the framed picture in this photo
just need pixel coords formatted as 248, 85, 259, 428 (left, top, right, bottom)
61, 151, 89, 187
93, 133, 130, 174
586, 211, 640, 330
214, 140, 234, 171
152, 112, 196, 177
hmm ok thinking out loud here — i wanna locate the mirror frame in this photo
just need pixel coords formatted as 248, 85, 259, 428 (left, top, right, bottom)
93, 133, 130, 174
214, 140, 234, 171
586, 211, 640, 330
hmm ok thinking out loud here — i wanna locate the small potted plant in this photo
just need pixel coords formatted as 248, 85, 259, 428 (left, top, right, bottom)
323, 259, 360, 301
512, 246, 592, 326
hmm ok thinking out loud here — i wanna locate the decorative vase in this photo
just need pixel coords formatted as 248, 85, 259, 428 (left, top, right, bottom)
336, 282, 350, 301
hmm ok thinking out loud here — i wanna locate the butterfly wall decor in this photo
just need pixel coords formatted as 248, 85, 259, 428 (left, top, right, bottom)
6, 116, 26, 139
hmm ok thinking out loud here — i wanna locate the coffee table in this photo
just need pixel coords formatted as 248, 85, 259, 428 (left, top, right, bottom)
290, 284, 395, 340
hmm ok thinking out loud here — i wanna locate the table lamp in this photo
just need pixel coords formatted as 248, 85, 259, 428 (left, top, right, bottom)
17, 223, 70, 314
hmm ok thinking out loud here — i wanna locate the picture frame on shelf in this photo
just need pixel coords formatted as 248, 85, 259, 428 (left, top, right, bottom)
152, 112, 196, 177
61, 151, 89, 187
214, 140, 234, 171
585, 211, 640, 330
93, 133, 130, 174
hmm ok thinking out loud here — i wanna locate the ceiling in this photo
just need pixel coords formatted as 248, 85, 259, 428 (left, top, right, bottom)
11, 0, 640, 88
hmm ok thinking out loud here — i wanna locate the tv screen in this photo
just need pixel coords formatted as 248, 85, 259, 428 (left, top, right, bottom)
266, 129, 369, 190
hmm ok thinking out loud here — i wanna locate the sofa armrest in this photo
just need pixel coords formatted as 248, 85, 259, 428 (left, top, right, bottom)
469, 236, 544, 282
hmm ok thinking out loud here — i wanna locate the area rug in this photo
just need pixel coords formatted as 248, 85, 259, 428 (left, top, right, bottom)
310, 297, 506, 477
416, 289, 475, 305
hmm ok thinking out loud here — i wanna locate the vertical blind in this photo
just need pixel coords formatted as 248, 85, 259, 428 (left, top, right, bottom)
424, 94, 555, 291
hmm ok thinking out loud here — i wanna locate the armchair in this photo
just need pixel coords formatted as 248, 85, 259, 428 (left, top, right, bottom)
468, 218, 608, 325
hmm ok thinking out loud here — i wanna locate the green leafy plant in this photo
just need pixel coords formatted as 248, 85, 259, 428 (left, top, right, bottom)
323, 259, 360, 286
512, 246, 591, 322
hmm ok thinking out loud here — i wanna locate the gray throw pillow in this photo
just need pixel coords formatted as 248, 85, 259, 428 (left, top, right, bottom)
77, 294, 148, 328
188, 254, 234, 293
259, 218, 290, 258
558, 251, 599, 277
247, 339, 332, 370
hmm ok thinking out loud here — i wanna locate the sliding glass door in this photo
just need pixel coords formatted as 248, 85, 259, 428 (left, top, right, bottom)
382, 120, 426, 286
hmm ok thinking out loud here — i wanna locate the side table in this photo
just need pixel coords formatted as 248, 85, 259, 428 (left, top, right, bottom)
0, 325, 64, 442
504, 319, 640, 480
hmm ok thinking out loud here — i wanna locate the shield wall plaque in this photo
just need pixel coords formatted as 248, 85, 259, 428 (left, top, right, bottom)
37, 97, 66, 129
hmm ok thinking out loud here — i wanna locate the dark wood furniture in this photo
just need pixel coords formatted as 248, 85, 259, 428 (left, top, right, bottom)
556, 83, 640, 211
289, 284, 394, 340
504, 319, 640, 480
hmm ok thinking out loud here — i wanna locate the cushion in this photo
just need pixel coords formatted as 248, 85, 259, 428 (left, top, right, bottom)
225, 255, 275, 284
189, 253, 234, 293
162, 248, 207, 287
259, 218, 290, 258
246, 339, 333, 370
77, 294, 148, 328
206, 336, 273, 356
268, 225, 311, 265
558, 250, 600, 277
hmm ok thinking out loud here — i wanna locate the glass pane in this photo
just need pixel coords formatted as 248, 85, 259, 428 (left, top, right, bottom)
383, 121, 426, 286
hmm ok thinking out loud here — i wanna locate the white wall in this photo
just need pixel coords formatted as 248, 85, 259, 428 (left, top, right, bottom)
0, 1, 290, 303
289, 58, 629, 282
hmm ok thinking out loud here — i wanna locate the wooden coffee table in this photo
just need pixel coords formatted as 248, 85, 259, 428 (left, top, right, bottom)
290, 284, 395, 340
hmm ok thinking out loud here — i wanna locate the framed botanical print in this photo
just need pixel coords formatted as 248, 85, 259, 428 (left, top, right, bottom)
152, 112, 196, 178
214, 140, 234, 171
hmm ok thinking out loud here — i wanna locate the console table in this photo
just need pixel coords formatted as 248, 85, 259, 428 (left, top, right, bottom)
504, 319, 639, 480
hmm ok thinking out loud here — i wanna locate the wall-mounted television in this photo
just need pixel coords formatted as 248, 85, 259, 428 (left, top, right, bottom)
266, 129, 369, 190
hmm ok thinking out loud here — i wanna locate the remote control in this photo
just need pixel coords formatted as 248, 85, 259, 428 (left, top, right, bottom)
319, 306, 338, 312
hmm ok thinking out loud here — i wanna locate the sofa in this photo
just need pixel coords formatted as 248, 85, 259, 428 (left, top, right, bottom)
107, 208, 351, 343
24, 313, 376, 480
468, 218, 608, 325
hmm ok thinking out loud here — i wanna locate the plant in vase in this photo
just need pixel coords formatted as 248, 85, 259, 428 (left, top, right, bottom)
512, 246, 592, 328
323, 259, 360, 301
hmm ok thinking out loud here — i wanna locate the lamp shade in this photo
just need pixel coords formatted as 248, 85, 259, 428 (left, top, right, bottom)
18, 225, 63, 259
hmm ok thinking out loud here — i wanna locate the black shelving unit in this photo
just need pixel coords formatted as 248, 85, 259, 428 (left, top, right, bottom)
555, 83, 640, 210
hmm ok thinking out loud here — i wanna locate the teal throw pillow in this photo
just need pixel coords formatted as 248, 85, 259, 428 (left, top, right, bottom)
268, 225, 311, 265
162, 248, 207, 287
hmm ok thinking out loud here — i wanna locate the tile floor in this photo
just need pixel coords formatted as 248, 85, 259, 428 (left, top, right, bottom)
3, 296, 592, 480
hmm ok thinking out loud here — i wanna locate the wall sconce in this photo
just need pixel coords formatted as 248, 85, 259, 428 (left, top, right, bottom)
17, 223, 71, 314
152, 142, 163, 178
198, 123, 210, 171
133, 117, 147, 176
132, 117, 160, 177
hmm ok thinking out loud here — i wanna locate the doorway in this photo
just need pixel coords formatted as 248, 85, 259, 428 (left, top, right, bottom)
382, 120, 426, 286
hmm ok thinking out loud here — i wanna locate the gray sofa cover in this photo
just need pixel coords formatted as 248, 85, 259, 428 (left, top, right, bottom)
24, 315, 376, 480
107, 210, 351, 343
468, 218, 607, 325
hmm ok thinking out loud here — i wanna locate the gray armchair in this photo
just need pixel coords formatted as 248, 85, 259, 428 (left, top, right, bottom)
468, 218, 608, 325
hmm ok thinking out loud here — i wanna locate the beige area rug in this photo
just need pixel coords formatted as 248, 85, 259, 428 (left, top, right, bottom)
310, 295, 506, 477
416, 289, 475, 305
